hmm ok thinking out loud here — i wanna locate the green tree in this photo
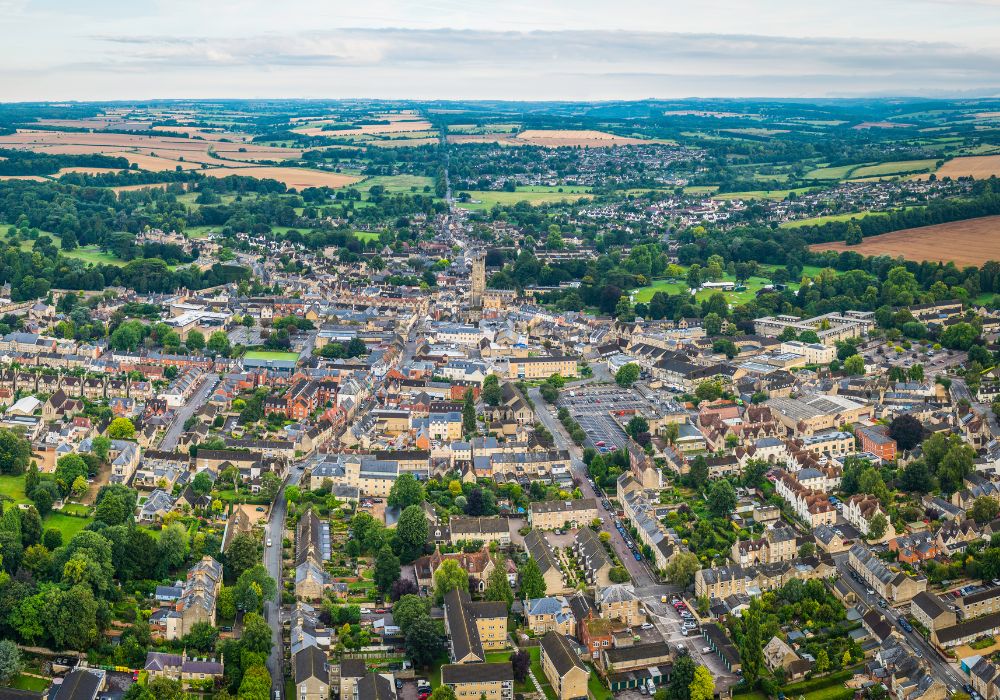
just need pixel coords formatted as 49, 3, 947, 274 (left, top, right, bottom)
388, 473, 425, 510
374, 546, 401, 595
739, 598, 764, 688
157, 523, 188, 575
971, 496, 1000, 525
107, 417, 136, 440
0, 429, 31, 475
207, 331, 231, 356
518, 557, 546, 599
707, 480, 737, 519
241, 612, 273, 655
843, 354, 865, 375
615, 363, 640, 387
237, 664, 271, 700
689, 665, 714, 700
665, 552, 700, 587
429, 688, 456, 700
224, 532, 261, 581
0, 639, 22, 685
462, 389, 477, 436
395, 505, 429, 563
183, 621, 219, 653
393, 594, 430, 635
815, 649, 830, 673
481, 375, 503, 406
403, 616, 445, 669
433, 559, 469, 601
233, 565, 277, 613
186, 330, 205, 352
667, 655, 695, 700
867, 513, 888, 541
626, 415, 649, 440
484, 555, 514, 612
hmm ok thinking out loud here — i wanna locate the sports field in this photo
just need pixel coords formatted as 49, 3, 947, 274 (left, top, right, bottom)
244, 350, 300, 362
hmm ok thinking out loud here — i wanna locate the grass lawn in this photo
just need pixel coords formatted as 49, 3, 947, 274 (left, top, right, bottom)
353, 231, 381, 243
586, 665, 611, 700
485, 651, 535, 694
352, 174, 435, 194
60, 503, 91, 516
43, 512, 94, 540
10, 675, 51, 692
805, 163, 866, 179
0, 474, 30, 504
712, 187, 812, 201
732, 692, 768, 700
781, 669, 858, 700
454, 187, 592, 210
523, 646, 557, 700
244, 350, 300, 362
184, 225, 219, 239
631, 265, 825, 306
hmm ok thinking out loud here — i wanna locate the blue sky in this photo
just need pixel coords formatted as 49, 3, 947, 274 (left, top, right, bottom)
3, 0, 1000, 100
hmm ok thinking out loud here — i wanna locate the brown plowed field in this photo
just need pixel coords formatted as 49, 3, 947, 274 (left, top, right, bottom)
811, 215, 1000, 267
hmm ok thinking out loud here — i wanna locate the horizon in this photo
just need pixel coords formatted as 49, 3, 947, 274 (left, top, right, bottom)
5, 0, 1000, 101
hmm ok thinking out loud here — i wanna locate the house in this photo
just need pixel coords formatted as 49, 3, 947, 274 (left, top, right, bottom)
597, 584, 641, 626
339, 659, 367, 700
762, 636, 810, 680
524, 530, 565, 595
528, 498, 598, 530
844, 494, 896, 543
910, 592, 956, 633
139, 489, 176, 523
525, 596, 576, 636
441, 663, 514, 700
50, 669, 105, 700
143, 651, 224, 687
540, 632, 589, 700
162, 556, 223, 640
848, 544, 927, 604
356, 673, 397, 700
293, 646, 329, 700
443, 589, 508, 663
574, 528, 613, 587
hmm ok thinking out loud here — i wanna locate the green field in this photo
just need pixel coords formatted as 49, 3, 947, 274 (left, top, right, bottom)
0, 474, 29, 504
10, 675, 51, 692
780, 212, 884, 228
354, 231, 381, 242
60, 503, 91, 516
805, 163, 865, 179
184, 225, 219, 239
1, 229, 126, 266
244, 350, 300, 362
43, 512, 93, 540
712, 187, 811, 201
682, 186, 720, 195
851, 159, 938, 178
352, 174, 435, 194
632, 263, 829, 305
455, 186, 592, 210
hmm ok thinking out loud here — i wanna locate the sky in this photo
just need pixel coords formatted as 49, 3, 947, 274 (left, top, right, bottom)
3, 0, 1000, 101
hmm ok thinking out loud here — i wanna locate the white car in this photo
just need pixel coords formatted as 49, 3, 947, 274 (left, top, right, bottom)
266, 538, 272, 547
683, 622, 698, 629
641, 623, 654, 630
360, 607, 372, 614
702, 647, 711, 654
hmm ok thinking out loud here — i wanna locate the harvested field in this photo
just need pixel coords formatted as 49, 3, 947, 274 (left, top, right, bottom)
108, 152, 203, 171
853, 121, 914, 129
811, 215, 1000, 267
367, 137, 439, 148
151, 125, 250, 141
934, 155, 1000, 179
110, 183, 171, 192
0, 175, 48, 181
449, 129, 647, 148
202, 167, 361, 189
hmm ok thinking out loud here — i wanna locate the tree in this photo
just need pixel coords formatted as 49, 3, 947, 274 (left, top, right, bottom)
665, 552, 700, 587
888, 415, 923, 451
616, 363, 640, 388
238, 664, 271, 700
148, 677, 187, 700
843, 354, 865, 376
404, 616, 445, 668
234, 565, 277, 613
157, 523, 188, 575
91, 436, 111, 462
393, 594, 430, 635
429, 688, 456, 700
462, 389, 477, 436
183, 621, 219, 653
609, 566, 631, 583
703, 312, 722, 336
667, 655, 695, 700
626, 416, 650, 441
739, 598, 764, 688
390, 578, 418, 602
186, 330, 205, 352
941, 322, 978, 350
260, 472, 282, 502
694, 380, 723, 402
482, 375, 503, 406
511, 649, 530, 684
868, 513, 888, 541
815, 649, 830, 673
207, 331, 231, 356
389, 473, 425, 510
0, 639, 22, 685
900, 459, 933, 492
107, 417, 136, 440
845, 221, 863, 246
225, 532, 261, 581
798, 542, 815, 558
484, 555, 514, 612
971, 496, 1000, 525
686, 456, 709, 491
434, 559, 469, 601
707, 480, 737, 519
0, 429, 31, 475
518, 557, 546, 599
689, 665, 714, 700
71, 475, 88, 498
374, 546, 401, 594
395, 505, 429, 563
241, 612, 273, 655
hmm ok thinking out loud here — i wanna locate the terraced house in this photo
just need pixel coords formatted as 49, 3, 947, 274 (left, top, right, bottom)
162, 556, 223, 640
540, 632, 589, 700
443, 589, 508, 663
848, 544, 927, 604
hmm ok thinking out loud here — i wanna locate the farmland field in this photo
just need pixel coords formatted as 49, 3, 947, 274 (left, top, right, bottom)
781, 212, 887, 228
850, 159, 938, 178
811, 215, 1000, 266
933, 155, 1000, 179
449, 129, 650, 148
712, 187, 811, 201
352, 174, 435, 194
202, 167, 361, 189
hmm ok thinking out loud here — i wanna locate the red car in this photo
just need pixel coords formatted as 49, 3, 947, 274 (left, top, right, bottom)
374, 608, 387, 614
419, 694, 430, 700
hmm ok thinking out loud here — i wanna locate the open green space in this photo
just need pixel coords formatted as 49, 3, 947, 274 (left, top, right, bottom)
780, 212, 885, 228
10, 675, 51, 692
805, 163, 866, 179
851, 159, 938, 178
712, 187, 812, 201
184, 225, 219, 239
0, 474, 30, 504
43, 512, 94, 540
351, 174, 435, 194
585, 665, 611, 700
244, 350, 300, 362
60, 503, 91, 516
632, 262, 833, 306
2, 229, 127, 266
455, 186, 592, 210
353, 231, 381, 242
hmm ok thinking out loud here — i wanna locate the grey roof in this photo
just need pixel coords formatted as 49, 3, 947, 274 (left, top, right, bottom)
541, 632, 586, 677
524, 529, 561, 576
356, 674, 396, 700
442, 662, 514, 684
294, 645, 328, 685
526, 597, 566, 617
51, 670, 103, 700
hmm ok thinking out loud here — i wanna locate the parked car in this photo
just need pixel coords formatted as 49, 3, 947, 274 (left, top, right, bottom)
641, 623, 654, 630
633, 551, 642, 561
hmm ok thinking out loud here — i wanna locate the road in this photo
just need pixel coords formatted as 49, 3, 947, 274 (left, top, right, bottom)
834, 552, 965, 691
953, 377, 1000, 438
264, 465, 304, 693
528, 385, 671, 593
159, 372, 219, 451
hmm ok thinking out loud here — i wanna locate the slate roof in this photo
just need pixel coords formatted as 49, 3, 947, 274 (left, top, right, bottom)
541, 631, 585, 677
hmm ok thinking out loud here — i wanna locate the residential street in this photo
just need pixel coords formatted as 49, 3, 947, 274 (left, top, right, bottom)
265, 465, 303, 694
159, 372, 219, 451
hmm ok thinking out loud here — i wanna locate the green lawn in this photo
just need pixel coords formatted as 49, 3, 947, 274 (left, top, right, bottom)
354, 231, 381, 242
10, 675, 51, 692
586, 665, 611, 700
455, 187, 592, 210
244, 350, 300, 362
351, 174, 435, 194
66, 245, 126, 266
485, 651, 535, 694
43, 513, 94, 540
732, 692, 768, 700
711, 187, 812, 201
0, 474, 29, 504
851, 159, 938, 178
805, 163, 866, 180
780, 212, 886, 228
184, 225, 219, 239
60, 503, 91, 516
523, 646, 557, 700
